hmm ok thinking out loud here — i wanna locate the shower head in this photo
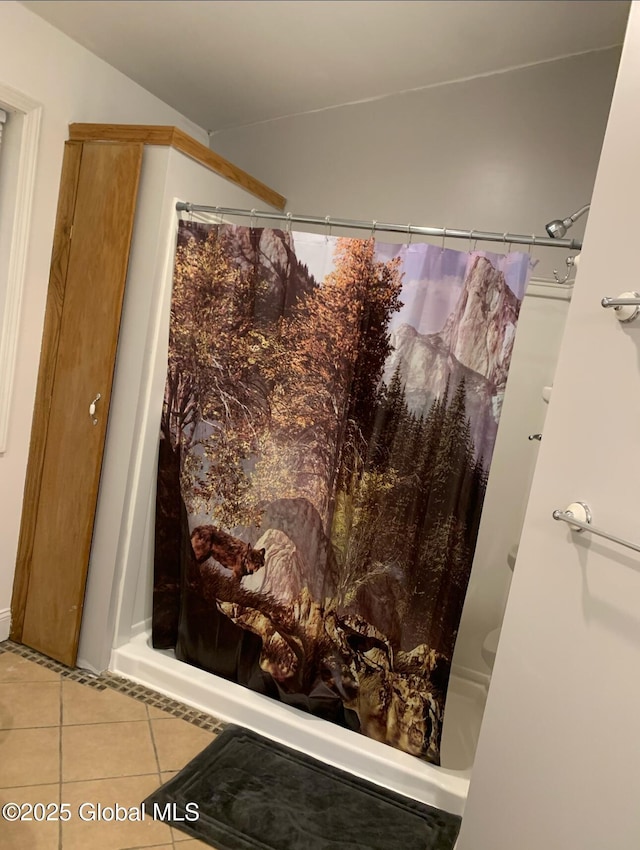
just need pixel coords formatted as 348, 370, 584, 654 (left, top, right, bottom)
545, 218, 569, 239
545, 204, 590, 239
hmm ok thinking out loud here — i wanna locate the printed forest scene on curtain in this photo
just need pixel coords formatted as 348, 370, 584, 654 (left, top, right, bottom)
153, 219, 531, 765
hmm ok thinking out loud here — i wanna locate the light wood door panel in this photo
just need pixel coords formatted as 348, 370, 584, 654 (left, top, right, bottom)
11, 141, 83, 641
20, 142, 143, 666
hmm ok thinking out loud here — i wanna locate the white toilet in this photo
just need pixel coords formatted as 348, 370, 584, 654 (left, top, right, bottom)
481, 626, 502, 669
481, 543, 518, 670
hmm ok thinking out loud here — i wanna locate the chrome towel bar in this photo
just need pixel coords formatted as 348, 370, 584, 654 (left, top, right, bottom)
601, 291, 640, 322
601, 297, 640, 307
553, 501, 640, 554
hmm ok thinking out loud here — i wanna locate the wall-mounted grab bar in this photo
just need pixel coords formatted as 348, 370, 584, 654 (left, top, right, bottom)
552, 501, 640, 554
601, 297, 640, 307
601, 291, 640, 322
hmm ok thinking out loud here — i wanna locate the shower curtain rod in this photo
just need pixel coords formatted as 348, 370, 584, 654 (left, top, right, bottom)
175, 203, 583, 251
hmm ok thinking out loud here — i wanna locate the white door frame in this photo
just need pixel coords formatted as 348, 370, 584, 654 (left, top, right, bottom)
0, 83, 42, 453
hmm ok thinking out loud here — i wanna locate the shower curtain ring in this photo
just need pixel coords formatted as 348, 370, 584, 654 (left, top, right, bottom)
370, 220, 377, 240
408, 224, 413, 245
286, 212, 293, 235
528, 234, 536, 255
469, 230, 475, 252
441, 228, 448, 252
250, 208, 257, 230
325, 215, 332, 241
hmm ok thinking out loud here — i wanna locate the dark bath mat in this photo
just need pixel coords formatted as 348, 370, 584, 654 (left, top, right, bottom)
143, 725, 461, 849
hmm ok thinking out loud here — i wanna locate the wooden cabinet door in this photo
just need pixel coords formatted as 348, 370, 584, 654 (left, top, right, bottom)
12, 141, 143, 666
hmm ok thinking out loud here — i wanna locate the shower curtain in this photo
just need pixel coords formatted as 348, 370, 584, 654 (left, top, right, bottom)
153, 220, 531, 765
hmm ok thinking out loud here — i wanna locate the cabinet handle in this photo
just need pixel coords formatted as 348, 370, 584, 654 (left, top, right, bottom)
89, 393, 101, 425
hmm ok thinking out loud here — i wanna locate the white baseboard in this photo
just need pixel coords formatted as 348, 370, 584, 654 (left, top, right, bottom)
0, 608, 11, 641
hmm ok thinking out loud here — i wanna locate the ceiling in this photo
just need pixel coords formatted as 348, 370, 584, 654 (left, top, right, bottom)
21, 0, 630, 133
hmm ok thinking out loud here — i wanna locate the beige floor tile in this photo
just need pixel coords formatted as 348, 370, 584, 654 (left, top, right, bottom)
0, 682, 60, 730
0, 654, 60, 684
0, 727, 60, 788
150, 718, 216, 772
62, 680, 148, 725
0, 783, 60, 850
61, 774, 172, 850
62, 721, 157, 782
172, 828, 190, 842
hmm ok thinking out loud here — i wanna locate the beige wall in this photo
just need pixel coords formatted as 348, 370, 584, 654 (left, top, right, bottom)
211, 48, 620, 281
0, 1, 207, 638
211, 47, 621, 676
459, 3, 640, 846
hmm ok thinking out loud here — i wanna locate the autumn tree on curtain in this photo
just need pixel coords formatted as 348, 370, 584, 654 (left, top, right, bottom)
164, 226, 272, 520
247, 237, 403, 528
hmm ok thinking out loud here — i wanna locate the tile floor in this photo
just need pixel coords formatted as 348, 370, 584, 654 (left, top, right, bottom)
0, 642, 221, 849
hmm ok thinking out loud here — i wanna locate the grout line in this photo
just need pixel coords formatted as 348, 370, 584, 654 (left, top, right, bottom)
0, 678, 62, 683
147, 703, 164, 781
59, 770, 163, 788
0, 771, 162, 792
144, 710, 177, 849
0, 781, 60, 792
59, 718, 153, 727
145, 704, 178, 847
0, 719, 149, 731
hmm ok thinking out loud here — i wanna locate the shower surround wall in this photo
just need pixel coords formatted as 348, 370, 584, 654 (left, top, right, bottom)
210, 46, 620, 678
